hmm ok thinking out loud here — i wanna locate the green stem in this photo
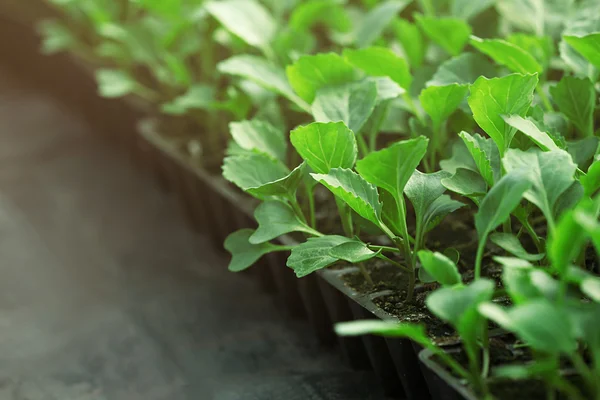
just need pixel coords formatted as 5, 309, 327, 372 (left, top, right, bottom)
289, 197, 308, 224
536, 85, 553, 112
306, 185, 316, 229
428, 346, 471, 381
377, 254, 412, 273
369, 245, 403, 253
358, 263, 374, 286
403, 93, 424, 124
368, 101, 390, 152
429, 122, 444, 171
475, 237, 487, 280
336, 198, 354, 237
357, 133, 370, 157
552, 376, 586, 400
503, 218, 512, 234
522, 217, 544, 254
419, 0, 436, 16
570, 353, 596, 395
481, 327, 490, 378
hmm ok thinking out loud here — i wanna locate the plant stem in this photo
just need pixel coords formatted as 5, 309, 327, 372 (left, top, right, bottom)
419, 0, 436, 16
570, 353, 596, 395
522, 217, 544, 253
536, 85, 553, 112
289, 197, 308, 224
403, 92, 424, 124
369, 245, 402, 253
357, 133, 370, 157
368, 101, 390, 152
306, 185, 316, 229
481, 328, 490, 378
429, 122, 444, 172
552, 376, 586, 400
474, 237, 486, 279
503, 217, 512, 234
429, 346, 471, 381
335, 198, 354, 237
377, 253, 412, 273
358, 263, 374, 286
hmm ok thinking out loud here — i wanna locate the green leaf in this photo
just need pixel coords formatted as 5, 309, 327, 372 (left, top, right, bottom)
290, 122, 357, 174
287, 235, 352, 277
392, 19, 424, 68
419, 84, 469, 130
334, 320, 432, 347
225, 229, 283, 272
568, 137, 599, 168
427, 279, 495, 328
441, 168, 487, 204
368, 77, 405, 101
205, 0, 275, 49
222, 153, 289, 198
415, 15, 472, 56
468, 73, 538, 156
286, 53, 357, 104
574, 205, 600, 251
405, 170, 451, 219
499, 260, 546, 305
502, 115, 561, 152
582, 278, 600, 302
581, 160, 600, 197
161, 85, 216, 115
548, 198, 600, 274
312, 80, 378, 133
496, 0, 570, 38
479, 300, 577, 354
458, 132, 500, 187
353, 0, 411, 48
490, 233, 545, 261
39, 20, 77, 54
564, 33, 600, 69
329, 240, 380, 263
95, 69, 137, 98
417, 250, 462, 287
247, 162, 306, 199
344, 47, 412, 90
356, 137, 429, 207
470, 36, 543, 74
289, 0, 351, 33
439, 140, 478, 175
424, 195, 466, 232
427, 53, 496, 87
554, 181, 584, 218
475, 169, 532, 241
218, 55, 310, 112
503, 149, 577, 222
507, 33, 554, 69
229, 119, 287, 162
250, 200, 317, 244
311, 168, 382, 227
451, 0, 495, 20
550, 76, 595, 137
405, 170, 463, 233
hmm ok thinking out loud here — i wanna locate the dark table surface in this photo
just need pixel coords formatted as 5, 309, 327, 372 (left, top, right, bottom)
0, 16, 390, 400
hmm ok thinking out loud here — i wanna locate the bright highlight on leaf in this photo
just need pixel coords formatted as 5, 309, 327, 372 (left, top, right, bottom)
468, 73, 538, 156
290, 122, 357, 174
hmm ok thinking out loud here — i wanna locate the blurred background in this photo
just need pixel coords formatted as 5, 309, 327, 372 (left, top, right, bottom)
0, 2, 389, 399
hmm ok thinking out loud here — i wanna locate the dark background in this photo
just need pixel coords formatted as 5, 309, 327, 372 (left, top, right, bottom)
0, 8, 389, 400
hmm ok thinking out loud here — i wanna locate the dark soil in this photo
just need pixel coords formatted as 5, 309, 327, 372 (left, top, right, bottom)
430, 337, 585, 400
